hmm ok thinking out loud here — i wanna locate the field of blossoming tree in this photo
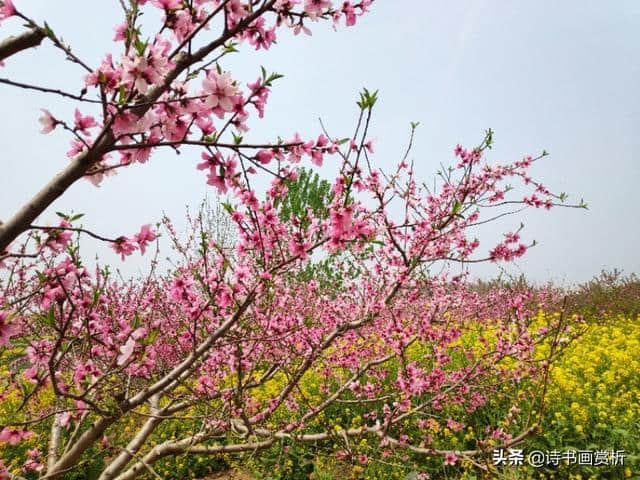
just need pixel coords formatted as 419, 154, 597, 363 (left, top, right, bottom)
0, 1, 638, 479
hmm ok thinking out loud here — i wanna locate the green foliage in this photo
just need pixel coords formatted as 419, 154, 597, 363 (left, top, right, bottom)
260, 66, 284, 87
273, 168, 343, 292
357, 88, 378, 110
275, 168, 333, 228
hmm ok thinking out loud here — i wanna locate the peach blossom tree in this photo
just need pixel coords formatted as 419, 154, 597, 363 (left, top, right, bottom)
0, 1, 582, 478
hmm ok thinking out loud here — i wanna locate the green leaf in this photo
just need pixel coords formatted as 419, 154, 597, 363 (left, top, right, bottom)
142, 329, 159, 346
40, 306, 56, 328
132, 313, 141, 329
43, 22, 55, 38
134, 38, 148, 56
221, 202, 234, 214
357, 87, 379, 110
223, 42, 238, 54
266, 72, 284, 85
118, 85, 127, 105
203, 133, 218, 144
92, 288, 102, 307
484, 128, 494, 148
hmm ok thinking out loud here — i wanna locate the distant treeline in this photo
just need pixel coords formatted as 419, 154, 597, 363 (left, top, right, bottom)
471, 269, 640, 319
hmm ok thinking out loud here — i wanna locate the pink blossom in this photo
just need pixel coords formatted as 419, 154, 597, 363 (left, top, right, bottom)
304, 0, 331, 17
244, 17, 277, 50
231, 211, 245, 223
85, 54, 120, 89
342, 1, 357, 26
44, 220, 73, 253
23, 365, 39, 384
364, 139, 375, 153
444, 452, 457, 466
0, 427, 33, 446
289, 237, 311, 260
121, 53, 156, 93
207, 172, 228, 194
111, 236, 137, 260
59, 412, 73, 428
202, 71, 238, 112
256, 149, 274, 165
0, 311, 16, 346
275, 0, 300, 11
311, 149, 324, 166
133, 224, 157, 255
334, 450, 348, 460
489, 242, 527, 262
67, 140, 88, 159
113, 22, 127, 42
39, 109, 57, 134
293, 23, 313, 36
74, 109, 98, 135
117, 338, 136, 366
446, 418, 464, 432
0, 0, 15, 20
24, 448, 43, 472
196, 116, 216, 135
151, 0, 182, 10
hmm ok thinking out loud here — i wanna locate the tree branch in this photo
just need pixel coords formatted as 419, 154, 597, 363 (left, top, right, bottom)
46, 414, 62, 473
0, 28, 45, 62
0, 0, 277, 253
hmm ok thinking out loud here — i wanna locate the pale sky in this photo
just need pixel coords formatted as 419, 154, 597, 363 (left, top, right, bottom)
1, 1, 638, 284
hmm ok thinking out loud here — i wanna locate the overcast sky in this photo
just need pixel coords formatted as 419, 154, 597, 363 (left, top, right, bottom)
1, 1, 638, 284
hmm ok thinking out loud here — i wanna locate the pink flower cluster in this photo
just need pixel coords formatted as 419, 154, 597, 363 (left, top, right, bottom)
110, 224, 157, 260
